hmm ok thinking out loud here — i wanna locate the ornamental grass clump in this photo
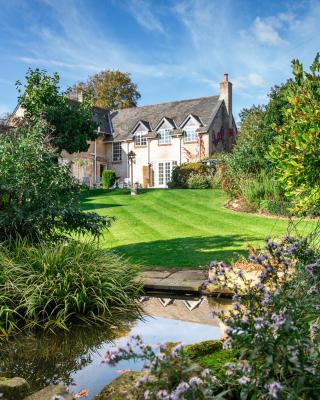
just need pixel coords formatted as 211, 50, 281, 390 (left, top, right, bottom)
0, 239, 142, 333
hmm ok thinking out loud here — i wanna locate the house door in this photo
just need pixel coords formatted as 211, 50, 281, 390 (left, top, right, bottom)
156, 161, 177, 187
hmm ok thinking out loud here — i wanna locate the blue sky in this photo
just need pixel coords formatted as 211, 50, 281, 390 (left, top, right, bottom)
0, 0, 319, 120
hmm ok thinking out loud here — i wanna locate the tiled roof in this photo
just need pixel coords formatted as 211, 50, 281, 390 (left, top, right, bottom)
110, 95, 221, 141
67, 99, 112, 134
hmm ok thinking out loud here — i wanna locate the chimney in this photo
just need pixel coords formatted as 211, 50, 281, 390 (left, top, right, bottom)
77, 88, 83, 103
219, 73, 232, 129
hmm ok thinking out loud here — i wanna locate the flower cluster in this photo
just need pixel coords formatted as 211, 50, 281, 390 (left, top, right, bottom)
209, 236, 320, 399
101, 236, 320, 399
102, 336, 222, 399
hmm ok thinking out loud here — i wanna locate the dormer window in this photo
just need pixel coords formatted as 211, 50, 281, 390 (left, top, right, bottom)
184, 127, 198, 143
135, 131, 147, 147
158, 129, 172, 145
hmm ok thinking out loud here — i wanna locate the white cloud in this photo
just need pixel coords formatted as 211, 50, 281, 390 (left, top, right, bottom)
17, 0, 174, 81
233, 73, 267, 91
125, 0, 165, 34
252, 16, 286, 46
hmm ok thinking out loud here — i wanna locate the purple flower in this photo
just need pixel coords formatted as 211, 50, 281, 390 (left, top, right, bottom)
189, 376, 203, 386
171, 343, 184, 356
156, 390, 170, 400
271, 311, 286, 329
267, 381, 282, 398
237, 376, 250, 385
173, 382, 189, 396
201, 369, 211, 378
307, 285, 318, 295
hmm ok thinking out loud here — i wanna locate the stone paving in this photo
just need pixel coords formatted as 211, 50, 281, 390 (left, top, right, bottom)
139, 269, 208, 293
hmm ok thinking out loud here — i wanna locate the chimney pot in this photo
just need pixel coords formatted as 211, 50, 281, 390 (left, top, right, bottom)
224, 73, 228, 82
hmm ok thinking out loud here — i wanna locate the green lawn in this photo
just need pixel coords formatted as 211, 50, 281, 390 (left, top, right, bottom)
80, 189, 314, 269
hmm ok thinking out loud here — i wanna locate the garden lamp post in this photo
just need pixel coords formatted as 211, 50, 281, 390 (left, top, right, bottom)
128, 150, 137, 195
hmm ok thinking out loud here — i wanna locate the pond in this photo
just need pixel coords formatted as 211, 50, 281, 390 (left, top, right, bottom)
0, 294, 231, 399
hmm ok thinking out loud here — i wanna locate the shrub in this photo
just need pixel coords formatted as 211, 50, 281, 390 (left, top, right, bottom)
0, 239, 142, 333
169, 163, 212, 188
240, 171, 283, 211
0, 121, 109, 241
101, 235, 320, 399
268, 54, 320, 215
102, 170, 116, 189
208, 236, 320, 399
260, 199, 292, 216
186, 173, 215, 189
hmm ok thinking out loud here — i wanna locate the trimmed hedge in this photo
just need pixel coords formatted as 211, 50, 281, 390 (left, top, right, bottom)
169, 163, 212, 188
102, 170, 116, 189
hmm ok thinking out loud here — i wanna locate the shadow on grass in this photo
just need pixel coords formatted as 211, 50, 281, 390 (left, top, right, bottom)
111, 235, 259, 269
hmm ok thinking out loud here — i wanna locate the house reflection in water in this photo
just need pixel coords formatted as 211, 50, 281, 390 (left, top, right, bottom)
140, 295, 232, 336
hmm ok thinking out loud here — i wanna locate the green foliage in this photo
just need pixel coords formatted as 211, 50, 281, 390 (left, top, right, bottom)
268, 54, 320, 214
16, 68, 98, 154
0, 239, 142, 333
223, 84, 289, 205
186, 172, 215, 189
240, 171, 283, 210
169, 163, 212, 188
0, 121, 109, 240
209, 236, 320, 399
67, 69, 141, 110
260, 199, 292, 216
102, 170, 116, 189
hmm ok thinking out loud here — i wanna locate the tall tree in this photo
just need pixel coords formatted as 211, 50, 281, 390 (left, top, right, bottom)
16, 68, 98, 154
68, 70, 141, 110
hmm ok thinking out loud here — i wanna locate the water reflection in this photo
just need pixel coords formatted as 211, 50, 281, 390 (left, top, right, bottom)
0, 295, 231, 399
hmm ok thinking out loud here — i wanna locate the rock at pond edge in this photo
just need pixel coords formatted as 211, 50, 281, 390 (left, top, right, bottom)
24, 384, 74, 400
0, 377, 29, 400
93, 371, 141, 400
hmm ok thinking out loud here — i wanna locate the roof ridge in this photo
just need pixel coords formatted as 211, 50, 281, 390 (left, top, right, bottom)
116, 95, 219, 112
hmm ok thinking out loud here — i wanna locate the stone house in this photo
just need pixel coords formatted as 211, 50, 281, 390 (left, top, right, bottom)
10, 74, 236, 188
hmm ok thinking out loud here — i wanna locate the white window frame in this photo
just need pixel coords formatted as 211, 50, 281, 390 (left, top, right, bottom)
135, 131, 147, 147
157, 160, 178, 186
184, 127, 198, 143
112, 142, 122, 162
158, 129, 172, 145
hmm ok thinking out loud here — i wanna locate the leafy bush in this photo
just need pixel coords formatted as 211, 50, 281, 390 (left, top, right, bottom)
169, 163, 212, 188
186, 173, 215, 189
16, 68, 98, 154
208, 236, 320, 399
0, 239, 142, 333
240, 171, 283, 210
102, 235, 320, 399
102, 336, 227, 399
222, 86, 288, 204
268, 54, 320, 215
102, 170, 116, 189
260, 199, 292, 216
0, 121, 109, 240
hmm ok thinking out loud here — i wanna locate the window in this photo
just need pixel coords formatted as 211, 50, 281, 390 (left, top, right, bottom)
184, 127, 198, 143
158, 163, 164, 185
158, 129, 172, 145
112, 142, 122, 161
158, 161, 177, 186
165, 162, 171, 183
135, 131, 147, 146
